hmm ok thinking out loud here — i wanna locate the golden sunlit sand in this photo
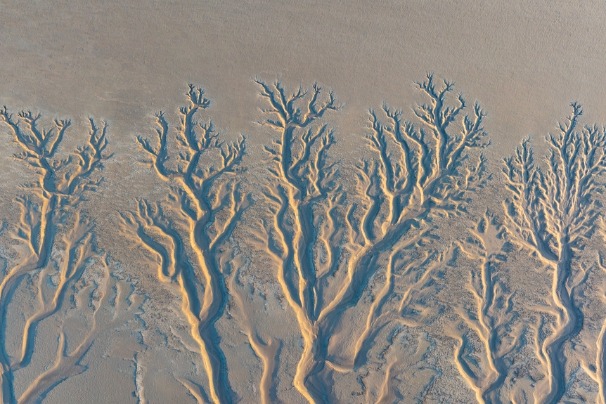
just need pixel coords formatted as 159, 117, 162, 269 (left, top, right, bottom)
2, 2, 606, 403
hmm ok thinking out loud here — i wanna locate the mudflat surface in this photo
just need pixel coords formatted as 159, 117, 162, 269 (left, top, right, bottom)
1, 1, 606, 403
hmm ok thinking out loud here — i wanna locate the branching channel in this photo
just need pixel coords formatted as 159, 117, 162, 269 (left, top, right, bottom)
120, 85, 247, 404
255, 74, 489, 402
0, 108, 114, 403
502, 103, 606, 403
451, 211, 520, 403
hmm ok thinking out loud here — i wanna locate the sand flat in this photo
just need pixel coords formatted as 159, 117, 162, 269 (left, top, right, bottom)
1, 1, 606, 403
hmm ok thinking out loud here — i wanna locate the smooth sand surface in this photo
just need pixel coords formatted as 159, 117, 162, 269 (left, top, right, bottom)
1, 1, 606, 403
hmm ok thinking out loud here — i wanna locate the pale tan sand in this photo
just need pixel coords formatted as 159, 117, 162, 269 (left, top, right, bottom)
1, 1, 606, 403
